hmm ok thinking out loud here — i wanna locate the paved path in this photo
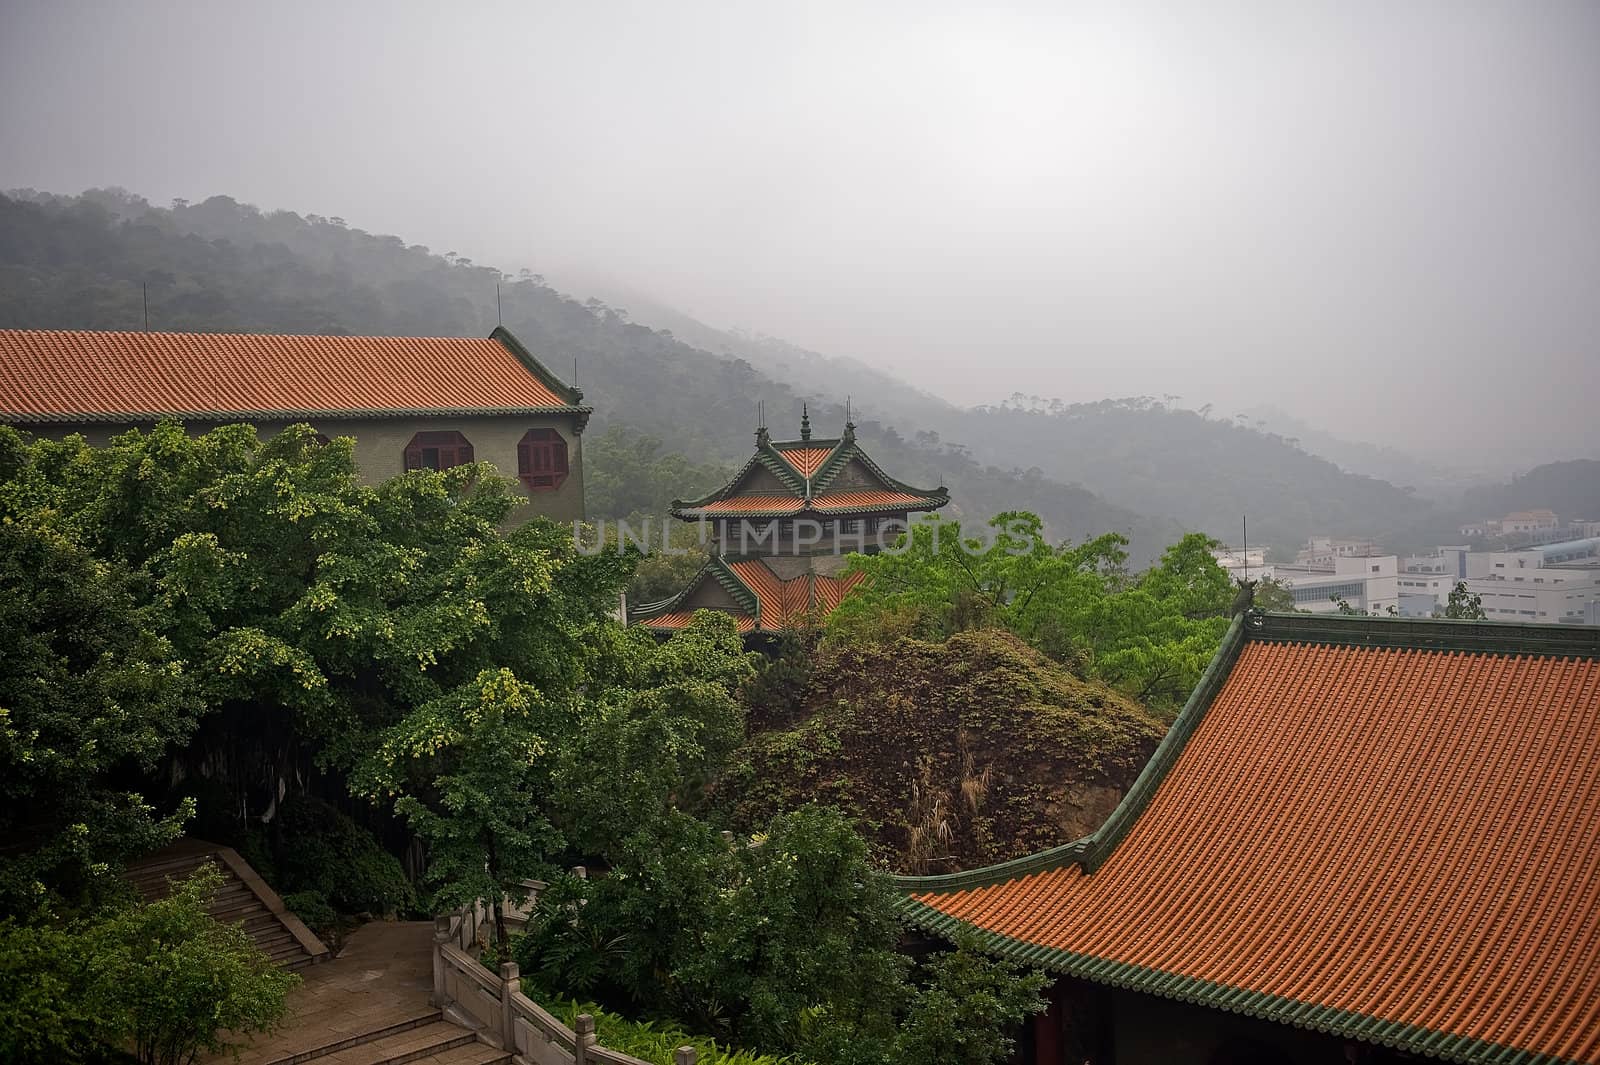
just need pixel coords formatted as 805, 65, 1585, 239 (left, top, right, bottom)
210, 920, 438, 1064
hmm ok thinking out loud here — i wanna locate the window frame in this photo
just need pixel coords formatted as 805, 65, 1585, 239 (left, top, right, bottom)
517, 427, 570, 492
403, 430, 475, 473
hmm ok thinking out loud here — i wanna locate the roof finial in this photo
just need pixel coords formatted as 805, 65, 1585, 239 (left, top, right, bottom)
800, 402, 811, 440
756, 400, 769, 446
844, 395, 855, 438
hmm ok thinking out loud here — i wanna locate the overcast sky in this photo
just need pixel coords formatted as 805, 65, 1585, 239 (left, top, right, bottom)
2, 0, 1596, 465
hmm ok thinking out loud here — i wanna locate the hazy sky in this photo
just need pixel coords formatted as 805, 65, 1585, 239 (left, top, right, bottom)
2, 0, 1597, 464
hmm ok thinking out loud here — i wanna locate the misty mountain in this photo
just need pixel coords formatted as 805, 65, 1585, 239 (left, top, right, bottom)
1458, 461, 1600, 530
1238, 404, 1483, 498
0, 188, 1177, 561
532, 268, 963, 435
547, 272, 1448, 556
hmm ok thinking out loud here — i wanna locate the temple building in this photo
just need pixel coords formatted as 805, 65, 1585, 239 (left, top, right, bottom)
0, 327, 590, 520
629, 407, 948, 636
897, 612, 1600, 1065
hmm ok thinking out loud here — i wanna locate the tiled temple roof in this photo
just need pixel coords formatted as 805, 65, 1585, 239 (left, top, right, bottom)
669, 422, 946, 521
899, 613, 1600, 1065
0, 327, 587, 423
630, 557, 865, 634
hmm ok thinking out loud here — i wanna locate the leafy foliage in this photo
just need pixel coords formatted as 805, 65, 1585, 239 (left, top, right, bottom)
0, 868, 295, 1065
518, 804, 1045, 1062
537, 995, 803, 1065
1440, 581, 1487, 620
84, 865, 297, 1065
358, 668, 573, 941
0, 513, 200, 917
828, 513, 1234, 711
584, 426, 731, 521
879, 936, 1049, 1065
252, 796, 416, 918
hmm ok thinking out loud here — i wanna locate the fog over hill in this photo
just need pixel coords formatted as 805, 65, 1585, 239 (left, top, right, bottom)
8, 187, 1597, 559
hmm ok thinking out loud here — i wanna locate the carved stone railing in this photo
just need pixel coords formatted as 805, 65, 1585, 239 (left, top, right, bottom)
432, 902, 695, 1065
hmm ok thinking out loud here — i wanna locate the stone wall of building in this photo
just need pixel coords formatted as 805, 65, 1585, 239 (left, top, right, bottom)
26, 413, 586, 522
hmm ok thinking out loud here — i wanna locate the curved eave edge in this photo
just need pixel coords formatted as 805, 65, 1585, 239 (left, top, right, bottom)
894, 614, 1247, 895
489, 327, 585, 405
673, 447, 806, 509
813, 440, 944, 499
627, 559, 759, 621
671, 495, 950, 520
894, 898, 1578, 1065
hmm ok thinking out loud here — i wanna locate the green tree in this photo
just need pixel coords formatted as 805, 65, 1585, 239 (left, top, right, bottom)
558, 614, 756, 856
1254, 576, 1297, 612
829, 515, 1233, 712
0, 515, 200, 917
676, 807, 911, 1053
882, 936, 1049, 1065
358, 668, 573, 944
85, 865, 297, 1065
1440, 581, 1486, 620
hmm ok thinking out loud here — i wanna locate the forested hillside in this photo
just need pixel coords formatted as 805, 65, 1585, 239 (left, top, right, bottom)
544, 274, 1451, 556
0, 189, 1178, 561
1458, 460, 1600, 529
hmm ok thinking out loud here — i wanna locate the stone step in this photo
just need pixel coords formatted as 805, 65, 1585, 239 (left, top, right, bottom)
430, 1042, 511, 1065
315, 1020, 479, 1065
212, 898, 271, 923
259, 1011, 443, 1065
252, 928, 298, 952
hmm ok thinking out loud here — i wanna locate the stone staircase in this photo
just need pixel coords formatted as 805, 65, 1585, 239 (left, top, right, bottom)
127, 841, 330, 972
252, 1010, 509, 1065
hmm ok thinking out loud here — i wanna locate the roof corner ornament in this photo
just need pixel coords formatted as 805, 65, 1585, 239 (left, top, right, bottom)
844, 395, 856, 440
800, 402, 811, 441
756, 400, 770, 447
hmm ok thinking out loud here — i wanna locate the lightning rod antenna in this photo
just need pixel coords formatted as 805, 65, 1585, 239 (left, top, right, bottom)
142, 282, 150, 331
496, 283, 502, 327
1242, 515, 1249, 584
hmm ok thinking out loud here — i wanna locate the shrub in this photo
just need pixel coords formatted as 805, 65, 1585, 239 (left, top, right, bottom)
265, 796, 416, 918
85, 864, 298, 1065
538, 996, 802, 1065
0, 919, 98, 1064
282, 891, 337, 939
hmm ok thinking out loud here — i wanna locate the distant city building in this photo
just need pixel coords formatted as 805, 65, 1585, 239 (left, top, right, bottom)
1294, 536, 1379, 569
0, 327, 591, 521
1501, 509, 1560, 535
1458, 509, 1565, 544
1463, 537, 1600, 625
1209, 546, 1270, 583
1273, 555, 1398, 614
1399, 538, 1600, 622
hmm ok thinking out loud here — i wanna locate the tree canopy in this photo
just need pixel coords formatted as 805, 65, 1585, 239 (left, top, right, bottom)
828, 513, 1235, 711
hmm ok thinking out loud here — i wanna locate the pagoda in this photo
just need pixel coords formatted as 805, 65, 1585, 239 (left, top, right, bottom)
629, 406, 948, 636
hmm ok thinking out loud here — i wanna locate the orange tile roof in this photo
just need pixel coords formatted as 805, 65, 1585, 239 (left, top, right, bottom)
689, 495, 808, 516
777, 446, 834, 478
636, 610, 756, 634
901, 616, 1600, 1064
637, 560, 866, 633
0, 329, 584, 422
809, 490, 930, 512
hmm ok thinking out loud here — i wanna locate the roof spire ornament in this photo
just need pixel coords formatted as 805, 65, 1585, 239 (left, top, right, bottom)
756, 400, 770, 447
844, 395, 856, 440
800, 402, 811, 440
